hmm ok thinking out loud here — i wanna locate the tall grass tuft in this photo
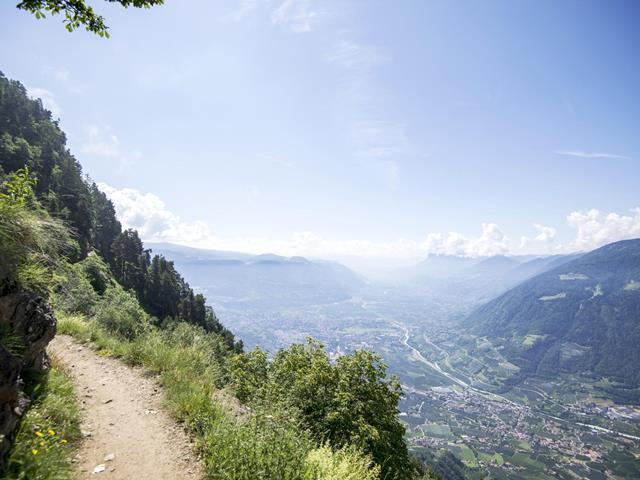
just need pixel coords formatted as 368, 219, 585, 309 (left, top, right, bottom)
4, 363, 81, 480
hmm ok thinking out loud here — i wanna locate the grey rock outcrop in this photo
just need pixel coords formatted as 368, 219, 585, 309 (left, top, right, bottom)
0, 292, 56, 471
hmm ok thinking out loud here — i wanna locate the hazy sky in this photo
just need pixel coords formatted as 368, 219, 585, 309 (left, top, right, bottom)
1, 0, 639, 260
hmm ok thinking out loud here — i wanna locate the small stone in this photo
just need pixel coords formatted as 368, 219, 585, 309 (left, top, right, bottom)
104, 453, 115, 462
92, 464, 106, 474
81, 430, 92, 437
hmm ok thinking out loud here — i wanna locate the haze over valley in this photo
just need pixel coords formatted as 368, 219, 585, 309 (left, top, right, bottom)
151, 239, 640, 479
2, 1, 639, 479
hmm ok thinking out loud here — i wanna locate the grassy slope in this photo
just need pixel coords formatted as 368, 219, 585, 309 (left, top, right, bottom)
5, 362, 81, 480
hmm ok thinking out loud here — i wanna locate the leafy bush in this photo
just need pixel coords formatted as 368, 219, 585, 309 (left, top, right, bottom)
77, 252, 114, 295
230, 339, 413, 479
93, 287, 150, 339
54, 263, 100, 315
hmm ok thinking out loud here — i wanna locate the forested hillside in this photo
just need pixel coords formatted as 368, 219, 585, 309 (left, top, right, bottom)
465, 239, 640, 401
0, 71, 240, 351
0, 71, 438, 479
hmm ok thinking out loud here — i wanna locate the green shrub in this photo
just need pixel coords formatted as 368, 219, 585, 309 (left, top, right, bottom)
230, 339, 413, 479
77, 252, 114, 295
303, 444, 380, 480
54, 263, 100, 315
93, 287, 150, 339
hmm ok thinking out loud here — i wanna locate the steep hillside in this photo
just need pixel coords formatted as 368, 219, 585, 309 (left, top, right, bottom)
465, 239, 640, 397
0, 72, 431, 479
148, 243, 365, 308
0, 71, 240, 351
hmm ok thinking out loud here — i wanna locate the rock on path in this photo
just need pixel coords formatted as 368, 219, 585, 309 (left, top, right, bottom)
48, 335, 201, 479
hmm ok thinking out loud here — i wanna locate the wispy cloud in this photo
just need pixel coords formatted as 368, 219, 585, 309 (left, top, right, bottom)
27, 87, 61, 118
271, 0, 323, 33
222, 0, 268, 22
555, 150, 630, 160
79, 125, 142, 172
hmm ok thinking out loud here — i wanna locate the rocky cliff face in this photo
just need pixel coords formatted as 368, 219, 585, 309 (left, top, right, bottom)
0, 292, 56, 471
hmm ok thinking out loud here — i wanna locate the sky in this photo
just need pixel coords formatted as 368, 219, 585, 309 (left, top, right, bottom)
1, 0, 639, 262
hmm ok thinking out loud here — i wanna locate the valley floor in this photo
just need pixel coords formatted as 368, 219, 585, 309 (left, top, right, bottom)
48, 335, 201, 479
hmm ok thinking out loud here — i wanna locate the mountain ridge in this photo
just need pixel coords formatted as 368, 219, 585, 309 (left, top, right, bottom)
464, 238, 640, 399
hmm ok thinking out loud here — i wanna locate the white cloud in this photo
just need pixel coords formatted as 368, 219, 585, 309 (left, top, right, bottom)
97, 183, 211, 245
96, 184, 513, 259
424, 223, 509, 257
520, 224, 557, 252
561, 208, 640, 252
96, 184, 640, 260
271, 0, 321, 33
27, 87, 61, 117
223, 0, 265, 21
79, 125, 141, 172
555, 150, 630, 160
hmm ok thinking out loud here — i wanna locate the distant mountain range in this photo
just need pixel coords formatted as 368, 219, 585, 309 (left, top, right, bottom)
390, 252, 580, 309
147, 243, 365, 309
465, 239, 640, 400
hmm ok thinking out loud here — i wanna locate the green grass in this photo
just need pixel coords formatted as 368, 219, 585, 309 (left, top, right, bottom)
424, 423, 453, 438
513, 439, 533, 451
453, 444, 478, 468
478, 452, 504, 465
57, 313, 379, 480
509, 452, 544, 470
5, 363, 81, 480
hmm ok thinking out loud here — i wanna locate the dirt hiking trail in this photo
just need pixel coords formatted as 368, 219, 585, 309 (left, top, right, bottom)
48, 335, 201, 479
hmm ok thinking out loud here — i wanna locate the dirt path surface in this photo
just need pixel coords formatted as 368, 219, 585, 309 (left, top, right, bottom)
48, 335, 201, 479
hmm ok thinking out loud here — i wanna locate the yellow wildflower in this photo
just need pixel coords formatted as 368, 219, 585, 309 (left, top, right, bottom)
48, 429, 55, 436
35, 431, 44, 437
31, 449, 38, 455
61, 439, 68, 444
39, 441, 45, 447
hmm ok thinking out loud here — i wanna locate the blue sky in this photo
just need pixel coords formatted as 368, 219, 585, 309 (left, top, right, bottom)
1, 0, 639, 260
